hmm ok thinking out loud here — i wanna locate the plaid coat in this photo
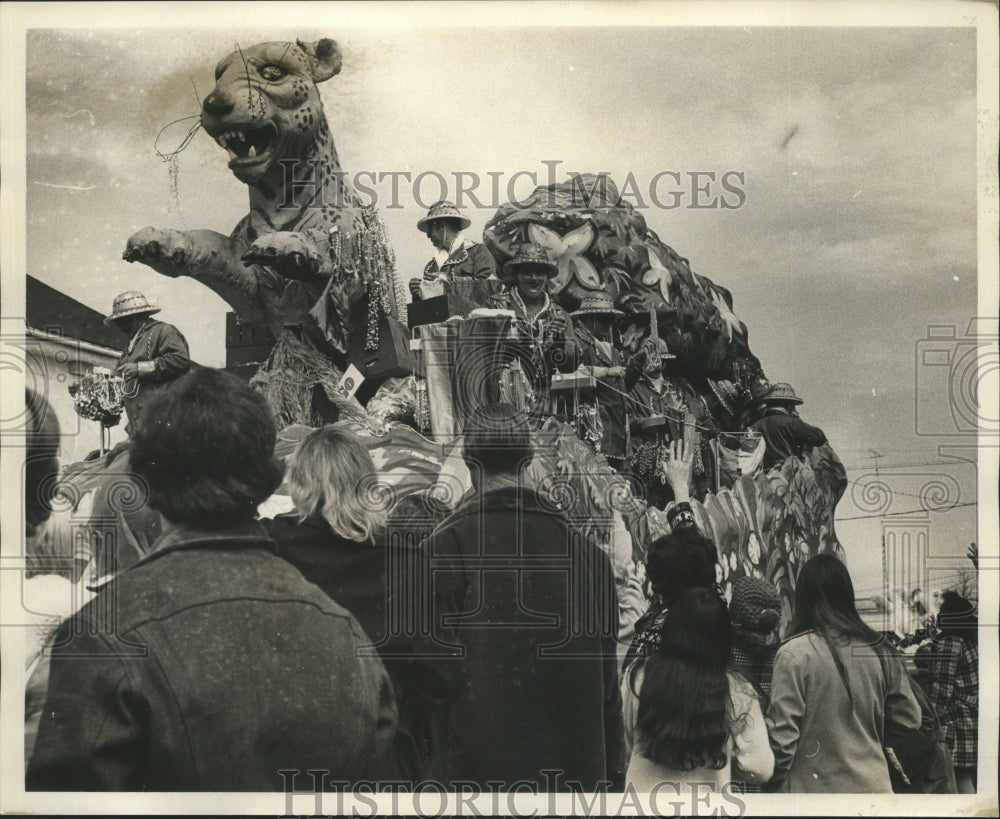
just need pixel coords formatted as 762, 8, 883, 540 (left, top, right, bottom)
928, 635, 978, 768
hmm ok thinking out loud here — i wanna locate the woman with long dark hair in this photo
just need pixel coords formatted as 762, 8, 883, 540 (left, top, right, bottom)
622, 586, 773, 791
767, 553, 921, 792
928, 591, 978, 793
622, 439, 721, 670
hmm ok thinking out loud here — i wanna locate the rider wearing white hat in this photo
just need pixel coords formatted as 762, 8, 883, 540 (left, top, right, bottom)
409, 201, 497, 300
106, 291, 190, 434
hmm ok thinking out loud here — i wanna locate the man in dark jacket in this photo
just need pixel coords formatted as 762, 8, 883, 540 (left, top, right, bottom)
27, 369, 398, 791
749, 382, 827, 472
431, 403, 625, 791
105, 291, 190, 434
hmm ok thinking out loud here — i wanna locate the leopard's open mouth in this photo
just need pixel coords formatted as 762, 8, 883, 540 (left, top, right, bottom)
213, 123, 277, 167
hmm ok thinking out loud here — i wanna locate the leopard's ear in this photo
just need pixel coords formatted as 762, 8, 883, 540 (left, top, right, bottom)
296, 39, 342, 83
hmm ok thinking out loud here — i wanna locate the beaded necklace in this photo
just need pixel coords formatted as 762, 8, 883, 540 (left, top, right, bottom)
511, 288, 550, 337
327, 207, 397, 351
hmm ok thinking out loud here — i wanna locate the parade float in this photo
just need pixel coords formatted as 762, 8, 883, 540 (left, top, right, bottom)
60, 36, 846, 625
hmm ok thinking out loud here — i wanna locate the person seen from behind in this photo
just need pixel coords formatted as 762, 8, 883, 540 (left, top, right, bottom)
623, 438, 720, 671
928, 590, 978, 793
749, 382, 826, 473
431, 402, 624, 791
727, 575, 783, 793
767, 553, 921, 792
621, 586, 774, 792
27, 368, 398, 791
265, 426, 464, 783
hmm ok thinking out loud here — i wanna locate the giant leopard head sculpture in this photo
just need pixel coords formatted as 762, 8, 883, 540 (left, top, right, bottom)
201, 39, 344, 188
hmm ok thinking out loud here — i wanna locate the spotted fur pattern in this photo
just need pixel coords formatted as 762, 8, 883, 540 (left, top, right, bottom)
124, 38, 401, 345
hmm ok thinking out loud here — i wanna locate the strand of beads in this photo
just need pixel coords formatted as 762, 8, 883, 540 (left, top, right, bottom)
357, 208, 398, 351
414, 378, 431, 433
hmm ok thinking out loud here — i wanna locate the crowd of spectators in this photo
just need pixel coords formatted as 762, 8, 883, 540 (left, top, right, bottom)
21, 369, 978, 798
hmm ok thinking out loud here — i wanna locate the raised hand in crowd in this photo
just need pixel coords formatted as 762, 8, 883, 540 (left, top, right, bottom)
661, 438, 694, 505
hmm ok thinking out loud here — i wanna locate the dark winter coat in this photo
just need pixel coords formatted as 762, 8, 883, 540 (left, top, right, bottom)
430, 484, 626, 791
750, 408, 827, 471
265, 513, 465, 782
26, 521, 398, 791
116, 318, 190, 432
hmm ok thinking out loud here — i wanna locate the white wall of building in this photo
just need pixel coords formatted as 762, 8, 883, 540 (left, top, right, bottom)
25, 330, 128, 465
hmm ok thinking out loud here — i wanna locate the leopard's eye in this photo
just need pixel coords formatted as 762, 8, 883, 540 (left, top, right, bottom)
260, 65, 284, 81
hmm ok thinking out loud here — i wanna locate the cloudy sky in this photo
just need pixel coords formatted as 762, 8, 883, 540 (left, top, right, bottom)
6, 2, 996, 599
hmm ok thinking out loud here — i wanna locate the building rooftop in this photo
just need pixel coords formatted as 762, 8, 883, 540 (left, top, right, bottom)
26, 276, 124, 352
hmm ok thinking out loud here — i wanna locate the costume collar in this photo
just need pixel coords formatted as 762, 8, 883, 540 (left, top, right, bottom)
433, 235, 467, 269
639, 371, 666, 393
133, 519, 275, 568
447, 483, 556, 522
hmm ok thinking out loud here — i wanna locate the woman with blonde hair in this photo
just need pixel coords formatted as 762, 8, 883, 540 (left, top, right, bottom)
285, 426, 386, 544
265, 426, 463, 783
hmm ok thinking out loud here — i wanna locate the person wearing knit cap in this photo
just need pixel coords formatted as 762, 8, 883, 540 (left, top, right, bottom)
728, 576, 782, 702
727, 577, 783, 792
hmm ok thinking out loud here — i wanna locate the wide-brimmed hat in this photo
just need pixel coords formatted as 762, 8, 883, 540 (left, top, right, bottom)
570, 295, 624, 318
708, 379, 739, 415
416, 200, 471, 233
504, 242, 558, 278
104, 291, 160, 324
762, 382, 803, 405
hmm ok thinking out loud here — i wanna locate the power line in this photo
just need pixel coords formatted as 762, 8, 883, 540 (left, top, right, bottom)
838, 447, 965, 453
835, 501, 977, 522
844, 476, 968, 503
842, 460, 976, 471
853, 573, 976, 596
